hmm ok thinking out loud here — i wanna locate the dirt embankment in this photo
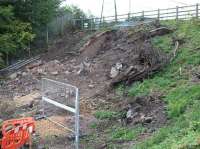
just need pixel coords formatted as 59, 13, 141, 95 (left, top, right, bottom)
0, 22, 173, 148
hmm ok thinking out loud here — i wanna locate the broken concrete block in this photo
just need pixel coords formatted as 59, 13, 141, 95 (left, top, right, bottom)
51, 71, 58, 75
9, 73, 17, 79
110, 67, 119, 78
116, 62, 123, 70
88, 84, 94, 88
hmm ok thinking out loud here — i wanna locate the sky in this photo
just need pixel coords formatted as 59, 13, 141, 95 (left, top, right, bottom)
62, 0, 200, 17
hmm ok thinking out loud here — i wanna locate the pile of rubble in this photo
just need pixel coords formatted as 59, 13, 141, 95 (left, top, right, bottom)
0, 23, 176, 149
1, 23, 174, 109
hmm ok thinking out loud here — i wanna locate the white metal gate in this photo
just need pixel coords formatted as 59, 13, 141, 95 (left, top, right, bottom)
41, 78, 79, 149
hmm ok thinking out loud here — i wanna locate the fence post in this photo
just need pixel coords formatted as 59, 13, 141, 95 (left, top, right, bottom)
196, 3, 199, 18
176, 6, 179, 21
90, 19, 93, 30
114, 0, 118, 23
81, 18, 84, 30
142, 11, 144, 20
128, 13, 130, 22
103, 16, 105, 27
158, 9, 160, 21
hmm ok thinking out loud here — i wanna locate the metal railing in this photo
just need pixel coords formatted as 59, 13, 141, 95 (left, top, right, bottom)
41, 78, 80, 149
74, 3, 200, 30
0, 55, 40, 75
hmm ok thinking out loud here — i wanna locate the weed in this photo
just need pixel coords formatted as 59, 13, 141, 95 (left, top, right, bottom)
109, 125, 145, 141
94, 110, 118, 120
89, 122, 97, 129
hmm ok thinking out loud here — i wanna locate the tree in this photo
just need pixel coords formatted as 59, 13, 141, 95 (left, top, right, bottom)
14, 0, 62, 28
0, 5, 35, 66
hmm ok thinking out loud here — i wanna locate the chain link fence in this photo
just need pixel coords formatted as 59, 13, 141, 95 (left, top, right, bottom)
35, 78, 80, 149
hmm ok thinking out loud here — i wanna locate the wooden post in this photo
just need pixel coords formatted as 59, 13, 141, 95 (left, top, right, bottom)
196, 3, 199, 18
158, 9, 160, 21
114, 0, 118, 22
81, 18, 84, 30
176, 6, 179, 21
90, 19, 93, 30
142, 11, 144, 20
100, 0, 104, 24
128, 13, 130, 22
103, 16, 105, 27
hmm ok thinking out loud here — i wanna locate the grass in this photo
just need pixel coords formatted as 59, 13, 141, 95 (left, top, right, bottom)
128, 19, 200, 148
109, 125, 145, 141
84, 20, 200, 149
94, 110, 118, 120
151, 35, 173, 53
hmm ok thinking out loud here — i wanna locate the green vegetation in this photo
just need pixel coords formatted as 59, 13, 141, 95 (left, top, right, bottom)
151, 35, 173, 53
87, 20, 200, 149
0, 0, 61, 67
0, 5, 34, 67
116, 84, 126, 96
109, 125, 145, 141
0, 1, 88, 68
128, 20, 200, 148
94, 110, 118, 120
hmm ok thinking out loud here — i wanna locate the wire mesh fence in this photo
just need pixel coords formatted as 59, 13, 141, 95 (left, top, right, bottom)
35, 78, 80, 149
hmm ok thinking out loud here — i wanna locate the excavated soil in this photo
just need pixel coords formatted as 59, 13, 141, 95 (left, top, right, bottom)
0, 23, 171, 148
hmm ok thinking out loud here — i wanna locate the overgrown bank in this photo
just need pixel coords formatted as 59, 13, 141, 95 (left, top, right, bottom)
80, 20, 200, 149
132, 20, 200, 148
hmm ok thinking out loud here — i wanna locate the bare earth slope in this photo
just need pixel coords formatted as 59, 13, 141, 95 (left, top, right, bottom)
0, 23, 173, 148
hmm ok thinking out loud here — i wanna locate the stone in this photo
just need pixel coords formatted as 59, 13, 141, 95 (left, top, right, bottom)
110, 63, 123, 78
77, 63, 84, 75
144, 117, 153, 123
54, 60, 60, 64
88, 84, 94, 88
22, 72, 27, 76
37, 68, 45, 75
17, 71, 22, 75
51, 71, 58, 75
65, 71, 70, 75
27, 60, 43, 69
110, 67, 119, 78
116, 62, 123, 70
126, 109, 132, 119
9, 73, 17, 79
83, 61, 91, 67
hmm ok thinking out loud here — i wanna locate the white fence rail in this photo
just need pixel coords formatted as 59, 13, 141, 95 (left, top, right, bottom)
41, 78, 80, 149
74, 3, 200, 30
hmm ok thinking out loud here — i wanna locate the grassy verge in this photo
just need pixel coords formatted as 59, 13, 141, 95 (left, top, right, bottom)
131, 19, 200, 148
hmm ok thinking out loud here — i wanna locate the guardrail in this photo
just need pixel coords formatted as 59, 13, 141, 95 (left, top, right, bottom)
0, 55, 40, 75
74, 3, 200, 30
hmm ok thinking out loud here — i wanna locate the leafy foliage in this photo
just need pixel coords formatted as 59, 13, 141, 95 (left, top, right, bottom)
0, 5, 35, 67
14, 0, 62, 27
